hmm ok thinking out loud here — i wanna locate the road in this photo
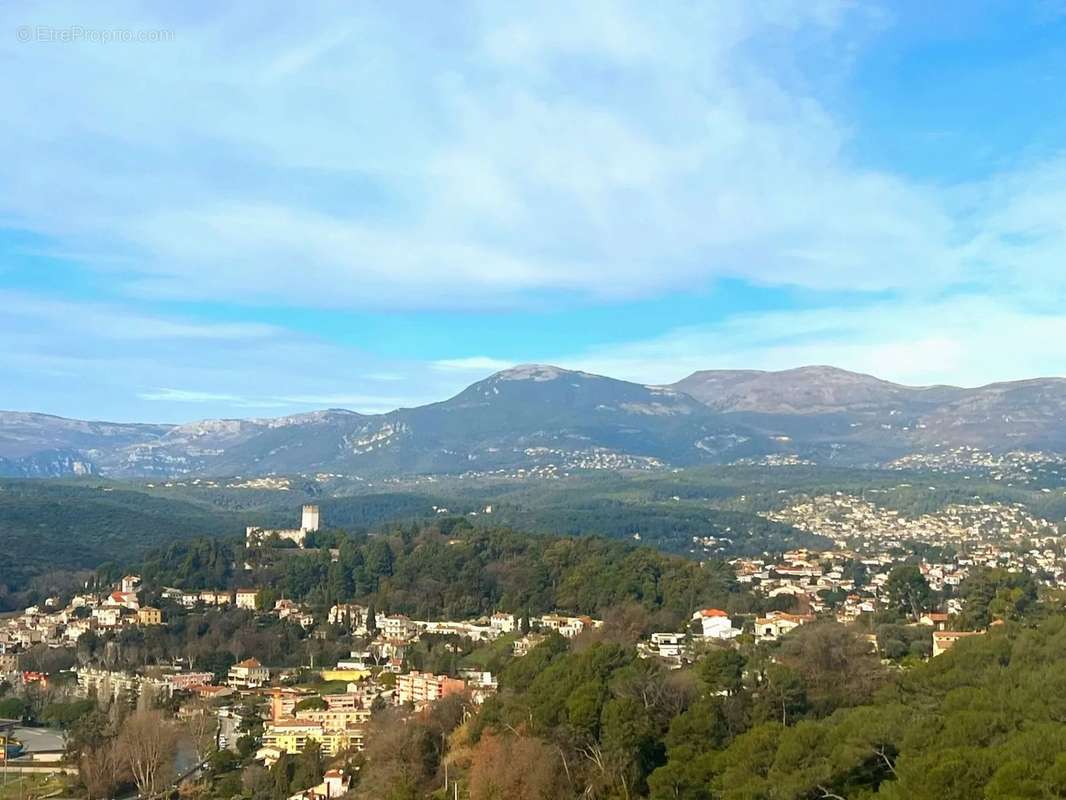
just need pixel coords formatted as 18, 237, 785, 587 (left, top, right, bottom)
218, 713, 239, 751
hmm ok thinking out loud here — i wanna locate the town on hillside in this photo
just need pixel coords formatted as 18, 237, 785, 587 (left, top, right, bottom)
1, 491, 1048, 800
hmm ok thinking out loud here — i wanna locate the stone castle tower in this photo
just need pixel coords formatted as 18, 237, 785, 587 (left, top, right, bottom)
301, 504, 320, 532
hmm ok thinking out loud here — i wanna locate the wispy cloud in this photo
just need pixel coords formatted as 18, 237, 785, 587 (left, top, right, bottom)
276, 393, 413, 410
0, 1, 985, 310
0, 291, 279, 340
561, 296, 1066, 388
138, 388, 246, 404
4, 2, 1064, 311
137, 388, 415, 414
0, 295, 454, 420
432, 356, 515, 372
3, 2, 1066, 421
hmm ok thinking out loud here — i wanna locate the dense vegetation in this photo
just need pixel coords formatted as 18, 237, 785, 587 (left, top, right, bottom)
359, 601, 1066, 800
0, 467, 877, 604
0, 480, 244, 607
77, 529, 1036, 682
662, 609, 1066, 799
0, 481, 465, 606
139, 521, 751, 624
7, 463, 1064, 606
476, 501, 828, 556
9, 478, 1066, 800
70, 522, 768, 682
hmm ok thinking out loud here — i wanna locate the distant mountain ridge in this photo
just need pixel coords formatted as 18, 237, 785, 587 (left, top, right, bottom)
669, 365, 967, 414
4, 364, 1066, 478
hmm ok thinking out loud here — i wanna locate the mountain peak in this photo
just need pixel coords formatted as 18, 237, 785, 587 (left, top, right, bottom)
9, 366, 1066, 479
492, 364, 582, 382
671, 365, 915, 414
774, 365, 900, 385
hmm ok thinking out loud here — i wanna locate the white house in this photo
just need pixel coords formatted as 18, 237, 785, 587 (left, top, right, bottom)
109, 591, 140, 610
288, 769, 350, 800
754, 611, 815, 642
92, 606, 122, 627
199, 590, 232, 606
539, 614, 599, 639
490, 612, 517, 636
650, 632, 687, 658
380, 614, 417, 641
691, 609, 741, 640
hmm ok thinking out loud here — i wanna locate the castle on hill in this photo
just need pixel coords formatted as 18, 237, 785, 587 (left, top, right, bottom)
246, 504, 320, 548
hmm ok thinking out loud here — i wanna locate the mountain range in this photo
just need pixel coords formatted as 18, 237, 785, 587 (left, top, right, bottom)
3, 364, 1066, 478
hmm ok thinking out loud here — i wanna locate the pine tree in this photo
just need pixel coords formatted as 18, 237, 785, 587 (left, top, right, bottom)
366, 601, 378, 637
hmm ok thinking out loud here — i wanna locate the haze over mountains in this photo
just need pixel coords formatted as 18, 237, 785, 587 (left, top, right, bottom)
3, 364, 1066, 478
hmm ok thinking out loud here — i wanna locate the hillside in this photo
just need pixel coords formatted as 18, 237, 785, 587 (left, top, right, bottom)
0, 480, 245, 601
669, 365, 965, 414
4, 365, 1066, 478
671, 367, 1066, 462
0, 469, 840, 600
456, 607, 1066, 800
0, 367, 763, 477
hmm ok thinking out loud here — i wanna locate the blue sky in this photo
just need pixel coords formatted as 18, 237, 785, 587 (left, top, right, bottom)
3, 1, 1066, 421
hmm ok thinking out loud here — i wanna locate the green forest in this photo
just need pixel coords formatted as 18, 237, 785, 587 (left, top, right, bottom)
344, 604, 1066, 800
0, 473, 820, 606
6, 464, 1064, 611
65, 522, 760, 684
138, 521, 750, 623
0, 480, 244, 605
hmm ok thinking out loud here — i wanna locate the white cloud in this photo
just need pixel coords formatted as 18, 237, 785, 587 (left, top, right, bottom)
0, 292, 278, 340
559, 296, 1066, 387
432, 356, 515, 372
275, 393, 413, 410
138, 388, 245, 403
0, 0, 1023, 310
0, 293, 457, 420
3, 1, 1066, 422
138, 388, 414, 414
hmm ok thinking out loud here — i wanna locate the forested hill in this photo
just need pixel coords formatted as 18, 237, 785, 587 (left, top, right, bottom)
658, 611, 1066, 799
0, 480, 245, 604
0, 474, 828, 608
136, 522, 751, 624
430, 605, 1066, 800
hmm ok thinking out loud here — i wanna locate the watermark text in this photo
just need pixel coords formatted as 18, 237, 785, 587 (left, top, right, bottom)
17, 25, 174, 44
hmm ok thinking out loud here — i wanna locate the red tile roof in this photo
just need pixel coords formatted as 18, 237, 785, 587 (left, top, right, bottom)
697, 608, 729, 617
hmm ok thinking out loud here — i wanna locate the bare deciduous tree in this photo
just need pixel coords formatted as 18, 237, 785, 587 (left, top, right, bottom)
115, 709, 179, 798
182, 699, 218, 761
79, 741, 129, 800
